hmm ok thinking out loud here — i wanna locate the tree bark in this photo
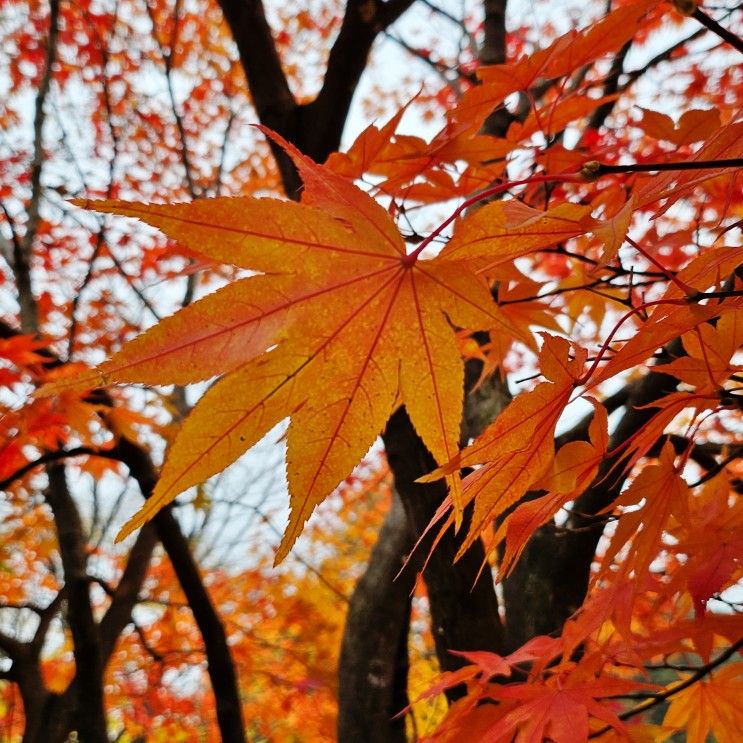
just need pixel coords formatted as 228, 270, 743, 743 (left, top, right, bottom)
384, 408, 504, 685
43, 464, 108, 743
338, 494, 414, 742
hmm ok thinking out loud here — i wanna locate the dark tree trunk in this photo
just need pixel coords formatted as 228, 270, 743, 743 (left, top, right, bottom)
45, 464, 108, 743
383, 408, 505, 684
335, 1, 513, 735
338, 495, 414, 742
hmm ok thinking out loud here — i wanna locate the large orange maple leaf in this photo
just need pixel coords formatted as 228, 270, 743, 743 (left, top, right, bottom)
43, 131, 519, 561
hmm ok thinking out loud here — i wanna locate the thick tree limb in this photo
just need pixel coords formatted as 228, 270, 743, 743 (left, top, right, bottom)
0, 631, 25, 663
338, 494, 414, 742
215, 0, 303, 195
111, 437, 246, 743
216, 0, 294, 127
302, 0, 415, 165
7, 642, 48, 743
99, 524, 158, 659
44, 464, 108, 742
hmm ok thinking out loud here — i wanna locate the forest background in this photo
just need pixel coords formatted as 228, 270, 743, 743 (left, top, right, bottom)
1, 0, 742, 740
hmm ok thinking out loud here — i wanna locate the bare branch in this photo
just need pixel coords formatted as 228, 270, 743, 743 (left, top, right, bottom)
589, 636, 743, 737
0, 447, 102, 492
99, 524, 158, 660
692, 6, 743, 55
31, 589, 66, 655
144, 0, 197, 197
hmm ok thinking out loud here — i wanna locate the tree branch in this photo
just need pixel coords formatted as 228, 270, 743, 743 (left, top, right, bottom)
215, 0, 294, 127
0, 446, 100, 492
589, 636, 743, 737
99, 524, 158, 660
110, 437, 246, 743
587, 39, 631, 131
692, 6, 743, 55
302, 0, 416, 168
44, 463, 108, 742
31, 589, 66, 656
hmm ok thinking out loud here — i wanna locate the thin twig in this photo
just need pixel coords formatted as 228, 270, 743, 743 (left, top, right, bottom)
583, 157, 743, 178
68, 0, 123, 359
692, 7, 743, 54
0, 446, 105, 492
687, 444, 743, 487
589, 636, 743, 737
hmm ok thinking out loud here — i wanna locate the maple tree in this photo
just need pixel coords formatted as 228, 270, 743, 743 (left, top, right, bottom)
2, 0, 743, 740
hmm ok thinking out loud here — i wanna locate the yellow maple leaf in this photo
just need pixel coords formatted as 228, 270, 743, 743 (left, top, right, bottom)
43, 130, 520, 562
662, 663, 743, 743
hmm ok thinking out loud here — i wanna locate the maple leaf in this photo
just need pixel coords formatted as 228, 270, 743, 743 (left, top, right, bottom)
669, 474, 743, 616
413, 636, 562, 710
451, 0, 658, 132
657, 312, 743, 393
326, 105, 516, 200
511, 92, 619, 141
662, 663, 743, 743
0, 335, 50, 369
43, 130, 520, 561
592, 281, 743, 386
450, 669, 645, 743
422, 335, 586, 560
439, 200, 596, 274
324, 104, 409, 179
496, 397, 609, 576
639, 107, 721, 146
600, 442, 690, 585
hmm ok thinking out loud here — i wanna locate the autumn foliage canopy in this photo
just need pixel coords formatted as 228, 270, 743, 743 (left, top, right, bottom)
2, 0, 743, 739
